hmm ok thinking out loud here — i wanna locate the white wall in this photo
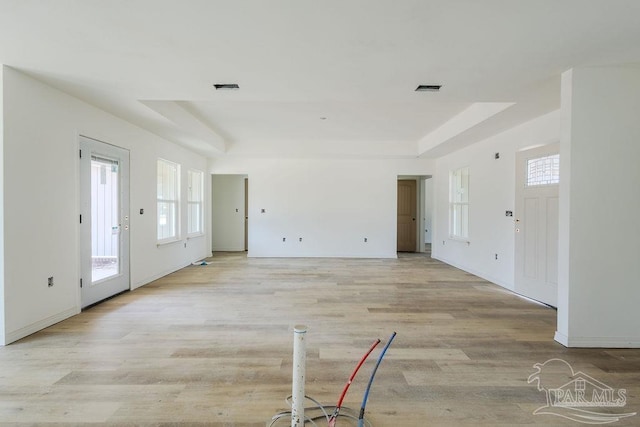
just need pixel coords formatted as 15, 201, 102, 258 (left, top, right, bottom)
1, 67, 210, 344
210, 157, 435, 258
424, 177, 433, 245
556, 67, 640, 347
0, 66, 5, 345
432, 111, 560, 290
212, 175, 246, 251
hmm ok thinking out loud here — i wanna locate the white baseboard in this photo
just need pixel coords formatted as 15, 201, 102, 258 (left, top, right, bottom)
4, 306, 79, 345
555, 331, 640, 348
432, 254, 514, 291
132, 261, 193, 290
132, 252, 210, 290
246, 252, 398, 259
554, 331, 569, 347
4, 253, 210, 345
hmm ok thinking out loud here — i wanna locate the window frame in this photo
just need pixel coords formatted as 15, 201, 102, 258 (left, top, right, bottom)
187, 169, 204, 237
157, 158, 181, 244
449, 166, 470, 241
526, 153, 560, 187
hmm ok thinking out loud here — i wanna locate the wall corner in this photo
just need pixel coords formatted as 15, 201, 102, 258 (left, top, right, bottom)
0, 65, 6, 345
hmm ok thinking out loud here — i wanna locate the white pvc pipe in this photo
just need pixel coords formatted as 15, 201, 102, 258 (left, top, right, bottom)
291, 325, 307, 427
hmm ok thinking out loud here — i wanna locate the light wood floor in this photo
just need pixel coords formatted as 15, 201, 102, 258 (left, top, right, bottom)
1, 252, 639, 426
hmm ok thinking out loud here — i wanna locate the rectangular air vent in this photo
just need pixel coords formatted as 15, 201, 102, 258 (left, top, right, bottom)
213, 84, 240, 90
415, 85, 442, 92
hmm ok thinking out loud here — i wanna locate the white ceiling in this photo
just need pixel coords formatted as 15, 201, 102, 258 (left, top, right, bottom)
2, 0, 640, 158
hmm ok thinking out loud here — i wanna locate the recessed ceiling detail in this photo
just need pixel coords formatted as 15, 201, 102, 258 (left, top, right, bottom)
418, 102, 515, 157
140, 100, 226, 154
3, 2, 637, 158
213, 84, 240, 90
415, 85, 442, 92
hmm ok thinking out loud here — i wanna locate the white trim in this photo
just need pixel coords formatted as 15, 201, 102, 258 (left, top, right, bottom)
4, 307, 79, 345
247, 253, 399, 259
186, 234, 205, 240
131, 262, 190, 290
555, 331, 640, 348
212, 245, 246, 252
130, 252, 209, 290
554, 331, 640, 348
433, 254, 514, 291
554, 331, 569, 346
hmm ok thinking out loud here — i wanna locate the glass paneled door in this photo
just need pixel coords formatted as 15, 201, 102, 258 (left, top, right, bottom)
80, 136, 130, 308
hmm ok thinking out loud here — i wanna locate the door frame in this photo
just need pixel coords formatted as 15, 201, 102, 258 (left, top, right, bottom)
397, 179, 418, 252
397, 175, 431, 253
244, 178, 248, 251
211, 174, 247, 253
78, 135, 131, 309
514, 143, 559, 307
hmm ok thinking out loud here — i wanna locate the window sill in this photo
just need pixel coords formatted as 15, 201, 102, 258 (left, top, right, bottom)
449, 237, 471, 245
187, 233, 205, 240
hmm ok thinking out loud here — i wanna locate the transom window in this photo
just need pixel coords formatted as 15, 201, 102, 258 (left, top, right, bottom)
527, 154, 559, 186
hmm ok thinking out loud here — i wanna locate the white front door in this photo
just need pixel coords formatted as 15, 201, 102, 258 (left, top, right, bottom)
80, 136, 130, 308
514, 144, 559, 307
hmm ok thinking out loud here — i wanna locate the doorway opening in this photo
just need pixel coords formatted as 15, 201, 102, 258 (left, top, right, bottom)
211, 174, 248, 253
397, 175, 432, 253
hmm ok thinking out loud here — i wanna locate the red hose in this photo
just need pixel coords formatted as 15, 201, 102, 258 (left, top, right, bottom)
328, 338, 381, 427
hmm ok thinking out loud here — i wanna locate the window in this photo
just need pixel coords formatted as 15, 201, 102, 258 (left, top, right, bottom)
157, 158, 180, 242
91, 155, 120, 281
187, 169, 204, 235
527, 154, 559, 186
450, 167, 469, 240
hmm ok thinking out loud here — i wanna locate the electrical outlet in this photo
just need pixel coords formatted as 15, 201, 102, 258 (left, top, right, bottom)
299, 237, 302, 242
48, 276, 54, 287
282, 237, 286, 242
364, 237, 368, 242
495, 253, 498, 260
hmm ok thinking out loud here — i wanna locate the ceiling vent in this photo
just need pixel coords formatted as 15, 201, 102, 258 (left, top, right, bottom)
415, 85, 442, 92
213, 84, 240, 90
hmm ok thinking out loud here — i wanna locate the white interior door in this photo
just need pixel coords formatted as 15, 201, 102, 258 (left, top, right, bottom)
515, 144, 559, 307
80, 136, 130, 308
